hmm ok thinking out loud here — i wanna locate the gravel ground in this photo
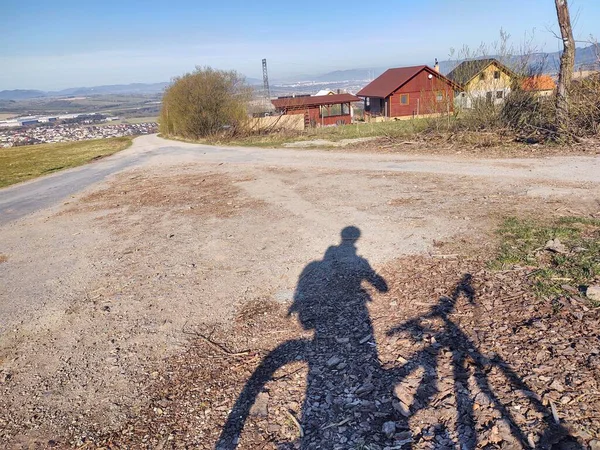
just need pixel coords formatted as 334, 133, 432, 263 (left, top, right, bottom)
94, 255, 600, 449
0, 136, 599, 449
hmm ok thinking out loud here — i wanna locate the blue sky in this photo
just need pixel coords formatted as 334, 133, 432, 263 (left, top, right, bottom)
2, 0, 599, 90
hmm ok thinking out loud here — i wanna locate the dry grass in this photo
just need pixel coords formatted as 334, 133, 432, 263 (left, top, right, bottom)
0, 254, 8, 264
0, 137, 133, 188
165, 119, 430, 148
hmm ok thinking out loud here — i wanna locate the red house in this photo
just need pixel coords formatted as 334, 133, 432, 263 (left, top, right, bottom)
271, 93, 360, 128
357, 65, 458, 119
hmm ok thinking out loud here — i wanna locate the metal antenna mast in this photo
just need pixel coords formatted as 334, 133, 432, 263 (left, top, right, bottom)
262, 58, 271, 102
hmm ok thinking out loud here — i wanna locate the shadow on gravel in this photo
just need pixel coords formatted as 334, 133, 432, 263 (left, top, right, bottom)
217, 226, 581, 450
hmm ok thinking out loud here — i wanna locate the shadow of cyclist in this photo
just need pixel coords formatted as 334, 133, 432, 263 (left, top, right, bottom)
216, 228, 582, 449
216, 226, 400, 448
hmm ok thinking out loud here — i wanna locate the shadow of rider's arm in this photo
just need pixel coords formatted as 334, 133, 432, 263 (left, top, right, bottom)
364, 260, 388, 293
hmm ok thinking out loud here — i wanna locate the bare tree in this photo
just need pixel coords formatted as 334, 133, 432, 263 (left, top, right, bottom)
554, 0, 575, 138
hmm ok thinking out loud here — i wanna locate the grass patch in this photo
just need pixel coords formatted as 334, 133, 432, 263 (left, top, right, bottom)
491, 217, 600, 306
202, 119, 430, 148
0, 137, 133, 188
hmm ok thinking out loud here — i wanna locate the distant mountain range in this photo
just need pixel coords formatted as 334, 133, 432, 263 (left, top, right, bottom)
0, 90, 48, 101
0, 82, 170, 101
1, 45, 597, 101
278, 44, 599, 85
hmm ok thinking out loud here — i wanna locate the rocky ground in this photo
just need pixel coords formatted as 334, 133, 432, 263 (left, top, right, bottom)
0, 135, 599, 449
81, 255, 598, 450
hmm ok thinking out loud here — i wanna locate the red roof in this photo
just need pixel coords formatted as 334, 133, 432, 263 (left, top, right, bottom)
357, 65, 458, 98
272, 93, 360, 109
522, 75, 556, 91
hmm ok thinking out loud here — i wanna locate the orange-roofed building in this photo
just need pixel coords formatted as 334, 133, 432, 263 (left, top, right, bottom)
521, 75, 556, 96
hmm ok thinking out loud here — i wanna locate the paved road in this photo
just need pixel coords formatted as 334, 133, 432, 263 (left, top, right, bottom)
0, 136, 211, 225
1, 134, 599, 225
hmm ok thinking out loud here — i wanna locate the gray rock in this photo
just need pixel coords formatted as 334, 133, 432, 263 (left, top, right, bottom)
382, 421, 396, 439
393, 385, 413, 406
355, 383, 375, 396
267, 424, 280, 433
326, 356, 342, 368
545, 239, 567, 254
475, 391, 491, 406
549, 379, 565, 393
392, 400, 410, 417
586, 285, 600, 303
250, 392, 269, 418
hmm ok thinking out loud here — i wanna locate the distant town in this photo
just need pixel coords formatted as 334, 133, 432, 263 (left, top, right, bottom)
0, 113, 158, 147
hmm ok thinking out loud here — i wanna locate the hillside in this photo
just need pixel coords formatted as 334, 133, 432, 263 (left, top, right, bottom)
0, 90, 47, 101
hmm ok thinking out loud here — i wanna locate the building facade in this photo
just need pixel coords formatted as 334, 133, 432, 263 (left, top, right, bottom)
447, 59, 515, 109
357, 65, 457, 119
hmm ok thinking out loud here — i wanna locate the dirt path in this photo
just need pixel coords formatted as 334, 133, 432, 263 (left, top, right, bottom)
2, 134, 600, 225
0, 135, 599, 448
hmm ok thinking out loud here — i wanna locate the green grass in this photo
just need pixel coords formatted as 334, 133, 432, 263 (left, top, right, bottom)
0, 137, 133, 188
491, 217, 600, 306
208, 119, 430, 148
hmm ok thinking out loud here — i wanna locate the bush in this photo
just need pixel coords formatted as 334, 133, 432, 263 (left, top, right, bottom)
497, 76, 600, 142
570, 74, 600, 137
160, 67, 253, 139
499, 89, 556, 139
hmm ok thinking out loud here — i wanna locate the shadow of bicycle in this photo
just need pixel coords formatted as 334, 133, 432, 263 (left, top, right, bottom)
216, 226, 581, 449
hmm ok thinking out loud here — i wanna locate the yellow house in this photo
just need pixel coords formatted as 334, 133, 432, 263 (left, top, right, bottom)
447, 58, 515, 109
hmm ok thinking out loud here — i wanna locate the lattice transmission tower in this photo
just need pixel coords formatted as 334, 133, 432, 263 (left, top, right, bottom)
262, 59, 271, 102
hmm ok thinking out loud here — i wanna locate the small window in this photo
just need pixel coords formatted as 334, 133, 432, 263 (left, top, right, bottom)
486, 92, 493, 102
480, 73, 486, 80
496, 90, 504, 99
436, 91, 444, 102
365, 98, 370, 107
494, 70, 501, 79
400, 94, 409, 105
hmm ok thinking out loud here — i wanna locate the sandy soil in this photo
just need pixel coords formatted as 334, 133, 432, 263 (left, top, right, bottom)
0, 135, 599, 447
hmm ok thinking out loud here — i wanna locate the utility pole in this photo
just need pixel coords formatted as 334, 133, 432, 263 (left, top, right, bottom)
262, 59, 271, 104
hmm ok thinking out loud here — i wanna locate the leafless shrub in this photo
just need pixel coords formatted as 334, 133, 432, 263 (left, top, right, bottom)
499, 90, 556, 140
569, 74, 600, 136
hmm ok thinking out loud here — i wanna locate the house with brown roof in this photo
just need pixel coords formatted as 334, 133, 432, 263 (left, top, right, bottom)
271, 93, 360, 128
446, 58, 515, 109
356, 64, 458, 119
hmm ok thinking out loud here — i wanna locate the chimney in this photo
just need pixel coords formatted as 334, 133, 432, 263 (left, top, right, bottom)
434, 58, 440, 73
